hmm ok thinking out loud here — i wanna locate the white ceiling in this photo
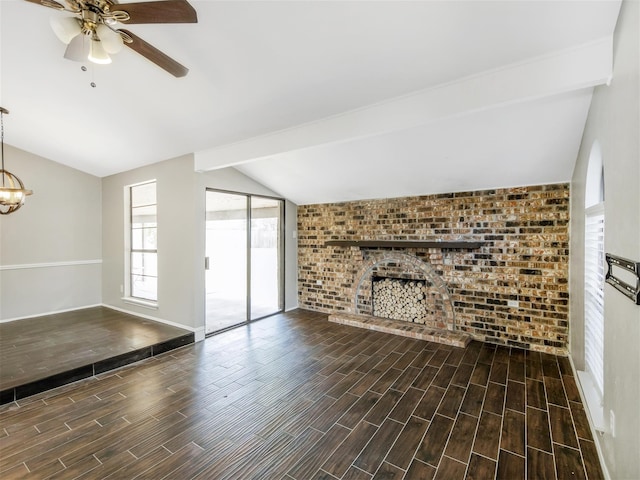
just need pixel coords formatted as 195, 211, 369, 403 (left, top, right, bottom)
0, 0, 622, 204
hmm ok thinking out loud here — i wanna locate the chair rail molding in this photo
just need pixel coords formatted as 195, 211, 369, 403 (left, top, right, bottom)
0, 259, 102, 271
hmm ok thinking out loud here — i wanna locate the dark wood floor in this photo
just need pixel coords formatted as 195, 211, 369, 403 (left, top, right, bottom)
0, 309, 602, 479
0, 307, 193, 402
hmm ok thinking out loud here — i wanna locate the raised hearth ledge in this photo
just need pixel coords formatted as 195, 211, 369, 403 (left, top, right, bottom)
324, 240, 483, 249
328, 313, 472, 348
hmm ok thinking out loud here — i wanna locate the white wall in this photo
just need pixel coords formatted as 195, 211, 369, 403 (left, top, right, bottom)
569, 1, 639, 478
102, 156, 298, 337
0, 147, 297, 334
102, 154, 200, 331
0, 145, 102, 320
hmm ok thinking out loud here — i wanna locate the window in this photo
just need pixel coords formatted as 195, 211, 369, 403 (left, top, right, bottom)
584, 203, 605, 397
578, 140, 606, 431
129, 181, 157, 302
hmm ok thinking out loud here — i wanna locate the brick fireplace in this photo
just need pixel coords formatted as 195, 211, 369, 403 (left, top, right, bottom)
328, 249, 471, 348
297, 184, 570, 355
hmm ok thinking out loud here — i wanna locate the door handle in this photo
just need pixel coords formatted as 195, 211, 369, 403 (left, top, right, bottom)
205, 257, 210, 270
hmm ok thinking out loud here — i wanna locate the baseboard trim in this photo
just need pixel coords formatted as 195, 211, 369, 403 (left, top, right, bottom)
0, 304, 103, 323
102, 304, 199, 335
568, 354, 611, 480
194, 327, 206, 342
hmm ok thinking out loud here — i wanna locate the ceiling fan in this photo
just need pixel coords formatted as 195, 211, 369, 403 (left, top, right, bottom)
24, 0, 197, 77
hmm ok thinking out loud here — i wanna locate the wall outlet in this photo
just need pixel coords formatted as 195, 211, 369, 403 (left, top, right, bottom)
610, 410, 616, 438
120, 284, 124, 294
507, 300, 519, 308
316, 280, 322, 285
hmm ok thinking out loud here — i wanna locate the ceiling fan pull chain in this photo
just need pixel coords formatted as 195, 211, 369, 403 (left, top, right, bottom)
80, 63, 97, 87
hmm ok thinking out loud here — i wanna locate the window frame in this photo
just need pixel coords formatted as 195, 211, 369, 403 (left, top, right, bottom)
123, 180, 158, 308
577, 139, 606, 432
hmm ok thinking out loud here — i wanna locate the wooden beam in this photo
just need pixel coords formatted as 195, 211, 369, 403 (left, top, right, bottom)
324, 240, 483, 249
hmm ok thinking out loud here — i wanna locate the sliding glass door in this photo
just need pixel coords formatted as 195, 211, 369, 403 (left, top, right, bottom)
205, 191, 248, 333
250, 196, 282, 320
205, 190, 283, 334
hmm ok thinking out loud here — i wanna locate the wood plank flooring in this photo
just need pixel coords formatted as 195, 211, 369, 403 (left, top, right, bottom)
0, 309, 603, 479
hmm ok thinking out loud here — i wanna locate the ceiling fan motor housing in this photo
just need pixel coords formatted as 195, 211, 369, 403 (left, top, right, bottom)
78, 0, 128, 29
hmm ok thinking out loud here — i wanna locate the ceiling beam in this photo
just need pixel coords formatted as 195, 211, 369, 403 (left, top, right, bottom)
195, 36, 613, 172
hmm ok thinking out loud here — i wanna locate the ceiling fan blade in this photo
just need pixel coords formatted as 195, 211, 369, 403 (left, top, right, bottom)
23, 0, 66, 11
119, 29, 188, 77
115, 1, 197, 24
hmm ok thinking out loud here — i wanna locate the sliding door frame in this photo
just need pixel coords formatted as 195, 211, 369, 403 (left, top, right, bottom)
205, 188, 285, 335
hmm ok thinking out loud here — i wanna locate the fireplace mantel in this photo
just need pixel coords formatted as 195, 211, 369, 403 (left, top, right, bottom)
324, 240, 484, 249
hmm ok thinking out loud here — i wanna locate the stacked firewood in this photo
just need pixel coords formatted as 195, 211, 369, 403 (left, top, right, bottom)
373, 278, 427, 322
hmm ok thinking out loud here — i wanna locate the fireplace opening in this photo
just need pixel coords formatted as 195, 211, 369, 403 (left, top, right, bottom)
372, 276, 430, 323
350, 252, 456, 331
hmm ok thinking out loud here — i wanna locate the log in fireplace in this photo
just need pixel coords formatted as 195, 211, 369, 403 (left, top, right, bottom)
372, 276, 430, 323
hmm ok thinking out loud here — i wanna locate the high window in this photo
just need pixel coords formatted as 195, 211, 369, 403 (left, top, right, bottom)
129, 181, 158, 302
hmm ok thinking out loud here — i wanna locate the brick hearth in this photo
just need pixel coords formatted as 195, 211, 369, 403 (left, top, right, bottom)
328, 312, 472, 348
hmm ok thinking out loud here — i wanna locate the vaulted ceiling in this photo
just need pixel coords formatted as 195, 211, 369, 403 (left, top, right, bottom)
0, 0, 621, 204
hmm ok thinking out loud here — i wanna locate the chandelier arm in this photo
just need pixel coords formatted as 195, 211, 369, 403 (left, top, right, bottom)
0, 107, 6, 186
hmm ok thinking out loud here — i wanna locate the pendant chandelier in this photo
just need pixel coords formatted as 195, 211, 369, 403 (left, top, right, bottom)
0, 107, 33, 215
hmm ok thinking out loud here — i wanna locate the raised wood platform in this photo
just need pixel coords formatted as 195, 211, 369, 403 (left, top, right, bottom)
328, 312, 473, 348
0, 306, 194, 404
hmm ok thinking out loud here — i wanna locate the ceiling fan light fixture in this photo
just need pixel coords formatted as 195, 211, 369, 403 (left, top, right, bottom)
50, 16, 82, 44
96, 24, 123, 54
88, 38, 111, 64
30, 0, 198, 76
64, 33, 87, 62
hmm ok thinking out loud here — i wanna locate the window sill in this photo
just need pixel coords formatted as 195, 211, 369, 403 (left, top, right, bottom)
122, 297, 158, 310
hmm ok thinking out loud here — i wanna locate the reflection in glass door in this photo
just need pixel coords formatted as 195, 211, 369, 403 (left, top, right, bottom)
250, 197, 282, 320
205, 191, 248, 333
205, 190, 283, 334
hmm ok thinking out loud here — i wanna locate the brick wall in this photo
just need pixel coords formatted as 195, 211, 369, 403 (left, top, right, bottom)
297, 184, 570, 355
